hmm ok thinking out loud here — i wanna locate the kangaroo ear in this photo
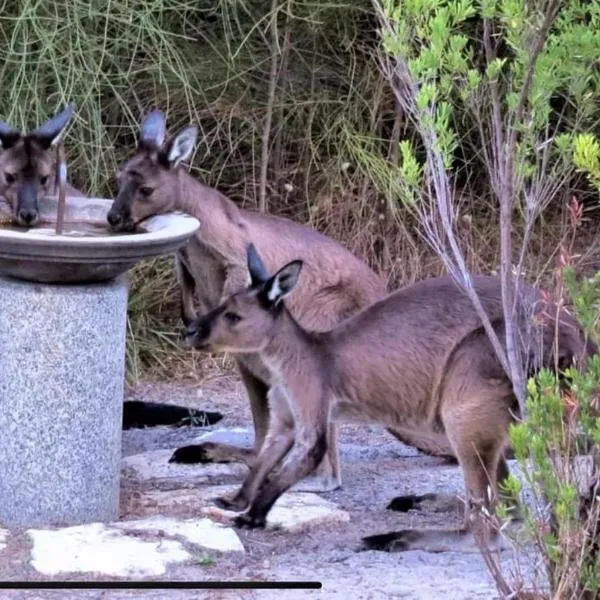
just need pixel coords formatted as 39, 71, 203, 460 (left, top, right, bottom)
247, 243, 270, 287
139, 109, 167, 149
30, 103, 76, 148
264, 260, 303, 306
166, 125, 198, 168
0, 121, 21, 149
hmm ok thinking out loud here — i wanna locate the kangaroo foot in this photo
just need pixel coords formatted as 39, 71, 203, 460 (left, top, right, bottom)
169, 442, 254, 465
233, 512, 267, 530
386, 493, 438, 512
169, 444, 219, 464
361, 530, 428, 552
213, 494, 250, 513
361, 528, 511, 554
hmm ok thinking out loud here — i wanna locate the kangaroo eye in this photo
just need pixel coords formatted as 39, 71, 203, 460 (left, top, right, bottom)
139, 186, 153, 197
5, 172, 15, 184
224, 312, 242, 324
40, 175, 49, 186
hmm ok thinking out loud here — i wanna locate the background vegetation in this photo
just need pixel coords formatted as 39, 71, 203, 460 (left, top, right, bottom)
3, 2, 600, 595
1, 0, 599, 381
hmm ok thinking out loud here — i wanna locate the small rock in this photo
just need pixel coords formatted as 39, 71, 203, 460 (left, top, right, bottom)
115, 516, 244, 553
27, 522, 190, 577
266, 493, 350, 532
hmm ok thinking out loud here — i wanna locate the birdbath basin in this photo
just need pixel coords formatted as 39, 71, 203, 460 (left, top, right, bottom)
0, 195, 199, 283
0, 195, 199, 529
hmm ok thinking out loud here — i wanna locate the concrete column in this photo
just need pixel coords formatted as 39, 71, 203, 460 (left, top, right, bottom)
0, 275, 128, 527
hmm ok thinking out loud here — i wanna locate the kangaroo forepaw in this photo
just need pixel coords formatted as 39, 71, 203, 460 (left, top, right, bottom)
213, 495, 249, 513
169, 442, 234, 464
361, 530, 424, 553
233, 512, 267, 530
386, 493, 437, 513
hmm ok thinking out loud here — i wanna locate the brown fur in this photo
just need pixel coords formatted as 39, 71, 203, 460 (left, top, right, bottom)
186, 252, 596, 539
0, 105, 77, 226
107, 110, 399, 491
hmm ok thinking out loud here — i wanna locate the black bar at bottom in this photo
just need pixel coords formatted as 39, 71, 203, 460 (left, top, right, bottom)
0, 581, 322, 590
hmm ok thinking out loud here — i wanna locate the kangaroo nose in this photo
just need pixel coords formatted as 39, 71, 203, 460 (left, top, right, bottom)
185, 323, 198, 340
18, 209, 38, 225
107, 212, 122, 227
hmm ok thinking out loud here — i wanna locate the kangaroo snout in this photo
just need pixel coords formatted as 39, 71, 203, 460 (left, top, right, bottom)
184, 317, 212, 349
107, 210, 135, 232
107, 211, 122, 228
17, 208, 39, 226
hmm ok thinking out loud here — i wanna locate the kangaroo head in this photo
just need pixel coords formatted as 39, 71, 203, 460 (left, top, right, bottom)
0, 104, 75, 226
107, 109, 198, 231
185, 244, 303, 353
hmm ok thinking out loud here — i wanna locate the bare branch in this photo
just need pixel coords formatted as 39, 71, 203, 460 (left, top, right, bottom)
374, 18, 512, 376
259, 0, 282, 213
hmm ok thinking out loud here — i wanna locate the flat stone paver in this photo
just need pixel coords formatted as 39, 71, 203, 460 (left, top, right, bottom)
114, 515, 244, 553
27, 522, 190, 577
200, 486, 351, 532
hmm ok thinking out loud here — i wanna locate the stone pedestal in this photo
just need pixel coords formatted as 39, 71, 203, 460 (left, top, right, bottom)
0, 275, 128, 528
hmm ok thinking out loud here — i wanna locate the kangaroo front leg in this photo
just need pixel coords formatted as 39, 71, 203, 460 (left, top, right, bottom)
215, 410, 294, 512
234, 425, 328, 529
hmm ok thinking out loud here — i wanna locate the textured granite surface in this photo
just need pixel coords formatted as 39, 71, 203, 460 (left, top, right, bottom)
0, 275, 128, 527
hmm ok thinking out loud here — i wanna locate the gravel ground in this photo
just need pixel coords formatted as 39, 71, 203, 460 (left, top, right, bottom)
0, 375, 546, 599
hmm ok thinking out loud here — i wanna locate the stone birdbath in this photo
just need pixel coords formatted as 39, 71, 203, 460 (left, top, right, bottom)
0, 157, 199, 529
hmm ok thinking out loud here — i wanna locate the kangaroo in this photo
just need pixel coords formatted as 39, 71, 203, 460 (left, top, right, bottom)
0, 104, 79, 226
184, 244, 595, 547
0, 105, 218, 432
105, 108, 453, 493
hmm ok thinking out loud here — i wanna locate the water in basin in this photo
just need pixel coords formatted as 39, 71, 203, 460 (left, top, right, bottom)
0, 222, 146, 237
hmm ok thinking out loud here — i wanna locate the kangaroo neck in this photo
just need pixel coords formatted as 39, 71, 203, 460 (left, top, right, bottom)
171, 168, 250, 267
261, 308, 321, 383
174, 168, 243, 227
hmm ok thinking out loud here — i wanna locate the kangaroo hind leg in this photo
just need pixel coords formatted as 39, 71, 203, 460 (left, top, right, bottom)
362, 376, 514, 553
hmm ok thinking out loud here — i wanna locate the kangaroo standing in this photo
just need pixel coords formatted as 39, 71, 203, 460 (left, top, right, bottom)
185, 244, 595, 544
106, 109, 450, 491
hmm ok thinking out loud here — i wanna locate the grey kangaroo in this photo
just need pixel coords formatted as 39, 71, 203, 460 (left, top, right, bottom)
0, 104, 79, 226
184, 244, 595, 548
106, 109, 454, 491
